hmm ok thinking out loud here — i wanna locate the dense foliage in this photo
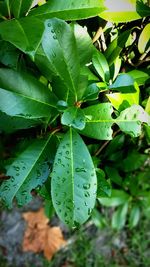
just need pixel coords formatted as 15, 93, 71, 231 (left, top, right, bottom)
0, 0, 150, 229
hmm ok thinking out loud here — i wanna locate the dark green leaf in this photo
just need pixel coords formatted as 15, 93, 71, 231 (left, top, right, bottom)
105, 167, 122, 186
61, 107, 86, 130
0, 41, 20, 68
29, 0, 105, 20
0, 68, 58, 121
11, 0, 34, 18
0, 17, 44, 55
51, 128, 97, 227
35, 18, 80, 105
104, 30, 131, 66
0, 135, 57, 207
127, 70, 149, 86
97, 169, 111, 197
109, 74, 136, 93
122, 151, 147, 172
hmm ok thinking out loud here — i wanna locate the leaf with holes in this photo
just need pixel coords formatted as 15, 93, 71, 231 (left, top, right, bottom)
80, 103, 114, 140
116, 104, 150, 137
51, 128, 97, 227
0, 135, 57, 207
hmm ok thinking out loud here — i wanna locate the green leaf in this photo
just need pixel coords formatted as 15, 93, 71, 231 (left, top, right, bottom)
116, 104, 150, 137
0, 135, 57, 207
122, 151, 147, 172
72, 23, 95, 66
0, 40, 20, 68
29, 0, 105, 20
81, 103, 114, 140
11, 0, 34, 18
97, 170, 111, 198
107, 82, 139, 111
61, 107, 86, 130
51, 129, 97, 227
92, 51, 110, 82
98, 189, 130, 207
138, 23, 150, 54
35, 18, 80, 105
99, 0, 141, 22
129, 205, 140, 228
0, 68, 58, 121
127, 70, 149, 86
0, 111, 43, 133
104, 30, 131, 66
105, 166, 122, 186
145, 96, 150, 115
109, 74, 136, 93
82, 83, 99, 101
0, 17, 44, 55
112, 203, 128, 230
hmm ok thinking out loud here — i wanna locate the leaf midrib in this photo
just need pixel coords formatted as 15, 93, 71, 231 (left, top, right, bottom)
9, 135, 52, 202
0, 87, 56, 108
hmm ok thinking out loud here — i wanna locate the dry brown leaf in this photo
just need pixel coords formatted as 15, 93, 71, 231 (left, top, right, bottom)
22, 208, 67, 260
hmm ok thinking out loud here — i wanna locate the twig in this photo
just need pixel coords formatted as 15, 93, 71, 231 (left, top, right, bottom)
95, 130, 120, 156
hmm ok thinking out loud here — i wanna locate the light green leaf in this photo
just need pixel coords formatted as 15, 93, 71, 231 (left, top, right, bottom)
0, 17, 44, 55
81, 103, 114, 140
112, 203, 128, 230
35, 18, 80, 105
61, 107, 86, 130
51, 129, 97, 227
116, 104, 150, 137
11, 0, 34, 18
138, 23, 150, 54
104, 30, 131, 66
92, 51, 110, 82
109, 74, 136, 93
0, 68, 57, 122
106, 82, 139, 111
29, 0, 105, 20
0, 135, 57, 207
99, 0, 141, 22
145, 97, 150, 115
98, 189, 130, 207
129, 205, 140, 228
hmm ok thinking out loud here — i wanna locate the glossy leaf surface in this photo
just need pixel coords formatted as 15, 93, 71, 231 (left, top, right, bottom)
61, 107, 86, 130
0, 68, 57, 120
51, 129, 97, 227
35, 18, 80, 105
81, 103, 114, 140
29, 0, 105, 20
0, 135, 57, 207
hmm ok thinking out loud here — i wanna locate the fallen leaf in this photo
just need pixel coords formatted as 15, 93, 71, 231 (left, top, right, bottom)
22, 208, 66, 260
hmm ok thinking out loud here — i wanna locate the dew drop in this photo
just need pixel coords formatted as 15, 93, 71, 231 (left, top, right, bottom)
83, 183, 90, 190
66, 151, 69, 155
88, 208, 92, 215
58, 158, 61, 164
75, 167, 86, 173
84, 191, 90, 197
3, 185, 9, 191
51, 29, 55, 33
47, 22, 51, 27
62, 177, 66, 183
56, 200, 61, 205
53, 35, 57, 39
